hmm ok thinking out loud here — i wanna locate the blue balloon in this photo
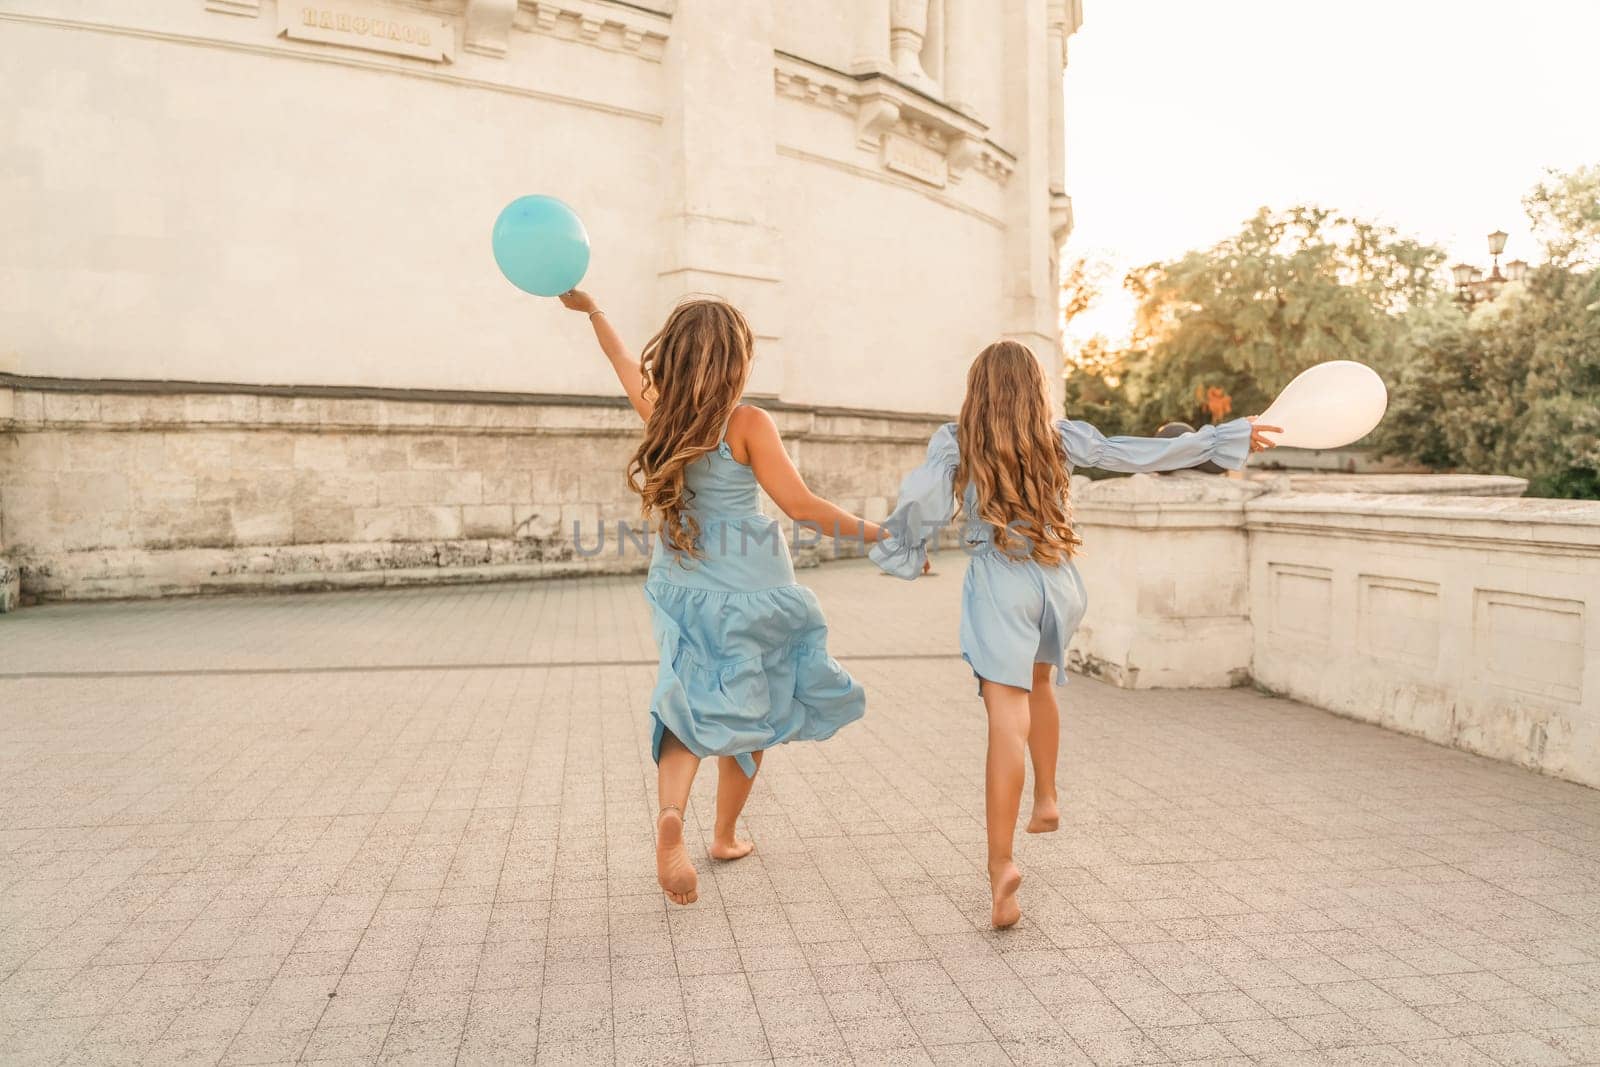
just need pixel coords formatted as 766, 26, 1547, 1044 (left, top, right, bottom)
491, 195, 590, 297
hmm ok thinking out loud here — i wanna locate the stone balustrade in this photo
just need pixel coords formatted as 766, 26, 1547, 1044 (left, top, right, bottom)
5, 375, 1594, 792
1249, 492, 1598, 788
1070, 471, 1600, 789
1065, 473, 1268, 690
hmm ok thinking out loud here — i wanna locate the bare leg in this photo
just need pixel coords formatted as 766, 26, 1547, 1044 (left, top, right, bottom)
656, 730, 702, 905
981, 678, 1030, 929
1026, 663, 1061, 834
710, 751, 763, 860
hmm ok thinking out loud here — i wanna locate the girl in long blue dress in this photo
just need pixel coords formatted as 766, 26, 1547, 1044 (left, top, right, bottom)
871, 341, 1280, 928
559, 290, 882, 906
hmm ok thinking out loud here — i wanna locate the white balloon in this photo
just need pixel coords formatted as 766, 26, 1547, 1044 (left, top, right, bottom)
1257, 360, 1388, 450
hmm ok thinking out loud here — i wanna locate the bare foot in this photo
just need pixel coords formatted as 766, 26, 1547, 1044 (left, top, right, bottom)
656, 808, 698, 905
709, 834, 754, 861
990, 862, 1022, 930
1026, 796, 1060, 834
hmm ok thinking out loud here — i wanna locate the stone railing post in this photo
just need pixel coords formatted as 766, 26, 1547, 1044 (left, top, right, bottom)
1067, 473, 1269, 688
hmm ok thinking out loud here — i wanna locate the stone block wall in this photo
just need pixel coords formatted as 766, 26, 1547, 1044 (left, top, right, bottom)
0, 558, 16, 614
0, 384, 14, 613
0, 381, 941, 602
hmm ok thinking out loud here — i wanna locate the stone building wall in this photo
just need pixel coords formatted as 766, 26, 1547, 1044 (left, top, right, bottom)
0, 0, 1082, 601
0, 379, 942, 602
1, 1, 1080, 414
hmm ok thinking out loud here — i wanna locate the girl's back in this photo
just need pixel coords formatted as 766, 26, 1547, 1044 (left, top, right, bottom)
868, 338, 1273, 933
871, 341, 1258, 691
679, 435, 761, 522
647, 406, 799, 594
560, 288, 888, 911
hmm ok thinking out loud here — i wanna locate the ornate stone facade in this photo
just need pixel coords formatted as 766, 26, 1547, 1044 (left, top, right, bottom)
0, 0, 1082, 604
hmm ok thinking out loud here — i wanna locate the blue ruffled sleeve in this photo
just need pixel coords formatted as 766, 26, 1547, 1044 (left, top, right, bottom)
1057, 417, 1253, 474
869, 423, 960, 580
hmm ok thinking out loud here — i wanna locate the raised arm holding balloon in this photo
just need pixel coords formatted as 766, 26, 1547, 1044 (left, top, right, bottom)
498, 197, 884, 917
557, 289, 651, 420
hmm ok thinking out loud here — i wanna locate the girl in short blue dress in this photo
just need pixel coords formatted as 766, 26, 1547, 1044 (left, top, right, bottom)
871, 341, 1278, 928
560, 289, 880, 907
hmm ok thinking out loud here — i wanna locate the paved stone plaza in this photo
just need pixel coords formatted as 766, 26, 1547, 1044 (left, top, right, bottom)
2, 561, 1599, 1067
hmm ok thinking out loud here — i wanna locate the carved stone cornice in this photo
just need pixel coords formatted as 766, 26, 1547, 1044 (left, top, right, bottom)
1050, 191, 1074, 245
514, 0, 668, 61
1049, 0, 1085, 39
203, 0, 668, 61
774, 54, 1013, 188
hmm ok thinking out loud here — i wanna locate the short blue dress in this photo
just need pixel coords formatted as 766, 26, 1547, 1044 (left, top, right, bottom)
645, 411, 865, 776
870, 418, 1253, 690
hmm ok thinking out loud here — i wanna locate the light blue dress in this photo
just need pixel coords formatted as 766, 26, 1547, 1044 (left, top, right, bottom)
645, 411, 864, 776
870, 418, 1254, 691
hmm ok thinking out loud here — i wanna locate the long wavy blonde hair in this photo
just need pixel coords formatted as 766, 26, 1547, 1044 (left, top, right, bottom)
627, 298, 754, 556
955, 340, 1081, 565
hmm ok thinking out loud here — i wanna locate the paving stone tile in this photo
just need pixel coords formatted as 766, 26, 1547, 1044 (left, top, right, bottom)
1464, 1029, 1577, 1066
1073, 1025, 1173, 1065
301, 1021, 391, 1062
219, 1028, 311, 1065
1215, 1017, 1314, 1056
1, 564, 1597, 1066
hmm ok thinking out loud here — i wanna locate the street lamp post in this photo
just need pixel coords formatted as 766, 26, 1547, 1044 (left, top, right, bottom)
1452, 230, 1528, 307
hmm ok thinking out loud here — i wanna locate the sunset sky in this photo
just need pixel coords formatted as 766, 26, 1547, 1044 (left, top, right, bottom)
1061, 0, 1600, 347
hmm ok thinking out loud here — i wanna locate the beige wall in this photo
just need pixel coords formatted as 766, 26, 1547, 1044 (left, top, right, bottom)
774, 0, 858, 73
0, 2, 665, 395
0, 0, 1075, 415
0, 0, 1081, 601
772, 152, 1008, 414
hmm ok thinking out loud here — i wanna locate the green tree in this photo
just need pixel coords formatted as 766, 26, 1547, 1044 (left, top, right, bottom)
1062, 334, 1138, 437
1376, 267, 1600, 497
1058, 254, 1108, 326
1360, 294, 1465, 468
1524, 163, 1600, 268
1514, 267, 1600, 497
1115, 206, 1444, 427
1375, 163, 1600, 497
1060, 255, 1139, 434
